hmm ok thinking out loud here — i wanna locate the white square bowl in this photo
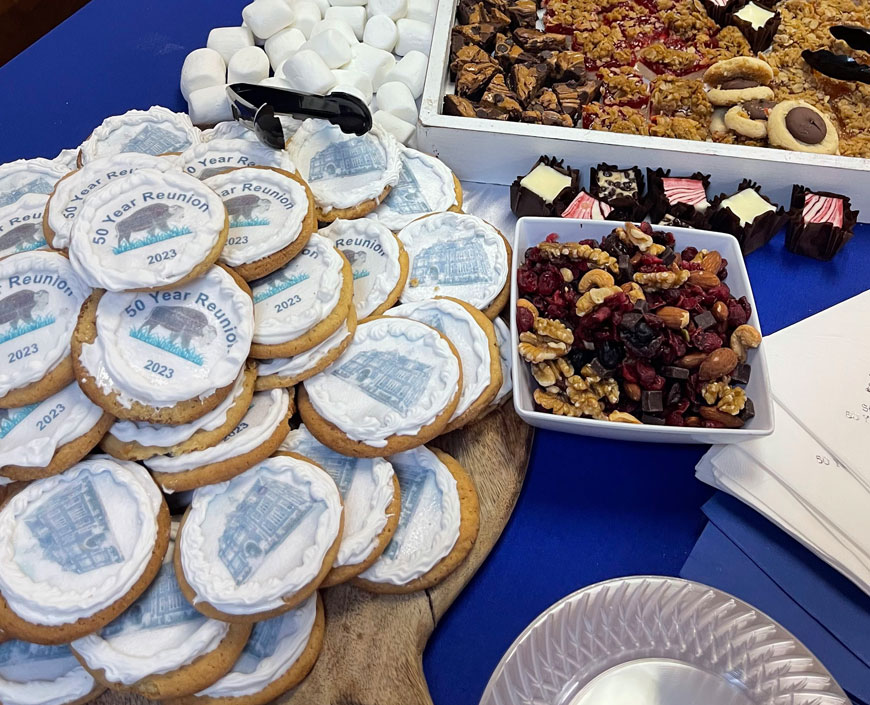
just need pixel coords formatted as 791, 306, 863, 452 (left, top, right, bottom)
511, 218, 774, 444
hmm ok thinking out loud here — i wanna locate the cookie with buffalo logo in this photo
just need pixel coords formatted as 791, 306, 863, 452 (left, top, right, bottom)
203, 166, 316, 281
0, 194, 50, 259
0, 250, 91, 408
72, 265, 254, 425
178, 139, 295, 182
68, 169, 228, 292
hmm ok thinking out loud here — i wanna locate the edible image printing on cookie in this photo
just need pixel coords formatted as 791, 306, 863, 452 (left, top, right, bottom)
0, 251, 90, 407
74, 265, 253, 423
0, 194, 49, 258
0, 458, 167, 640
301, 317, 461, 454
367, 147, 460, 232
78, 107, 200, 165
491, 317, 513, 408
398, 212, 509, 316
320, 219, 407, 321
288, 119, 401, 221
281, 426, 398, 584
177, 455, 342, 619
0, 641, 101, 705
179, 139, 295, 181
0, 158, 70, 209
203, 167, 315, 280
45, 153, 181, 251
68, 169, 227, 291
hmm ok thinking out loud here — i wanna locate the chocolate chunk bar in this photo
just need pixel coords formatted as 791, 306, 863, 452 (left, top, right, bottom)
443, 94, 478, 117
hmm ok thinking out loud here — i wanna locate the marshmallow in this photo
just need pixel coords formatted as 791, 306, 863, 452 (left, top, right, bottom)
363, 15, 398, 52
367, 0, 407, 20
311, 19, 358, 45
329, 84, 368, 104
324, 6, 366, 39
301, 29, 352, 68
331, 68, 374, 101
376, 81, 417, 124
291, 1, 322, 38
265, 27, 307, 69
313, 0, 331, 14
188, 85, 233, 127
227, 46, 270, 84
383, 49, 427, 98
242, 21, 267, 46
395, 17, 432, 56
373, 110, 415, 144
328, 0, 367, 5
260, 76, 292, 87
406, 0, 437, 25
348, 43, 396, 90
207, 26, 255, 63
242, 0, 295, 39
282, 49, 337, 93
180, 48, 226, 100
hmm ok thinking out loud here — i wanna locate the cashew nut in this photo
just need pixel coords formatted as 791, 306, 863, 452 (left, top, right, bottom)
730, 324, 762, 362
578, 268, 616, 293
609, 410, 642, 424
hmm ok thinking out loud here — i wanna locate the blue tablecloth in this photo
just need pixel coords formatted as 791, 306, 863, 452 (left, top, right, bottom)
1, 2, 868, 702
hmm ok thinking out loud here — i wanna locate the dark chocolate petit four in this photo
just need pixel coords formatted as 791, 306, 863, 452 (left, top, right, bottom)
709, 179, 787, 254
589, 163, 647, 220
785, 185, 858, 261
561, 190, 613, 220
646, 168, 711, 228
701, 0, 739, 27
510, 155, 580, 217
730, 1, 781, 53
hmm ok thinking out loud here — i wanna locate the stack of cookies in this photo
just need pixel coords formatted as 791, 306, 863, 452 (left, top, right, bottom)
0, 104, 513, 705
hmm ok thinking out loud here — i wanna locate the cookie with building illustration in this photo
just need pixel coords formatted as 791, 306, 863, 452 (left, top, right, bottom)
70, 525, 252, 700
386, 296, 502, 433
320, 218, 408, 321
203, 166, 316, 281
164, 593, 324, 705
174, 454, 343, 622
178, 139, 295, 181
397, 212, 511, 319
78, 107, 201, 166
0, 194, 50, 259
367, 147, 463, 232
67, 169, 228, 292
100, 361, 257, 462
0, 457, 170, 644
72, 265, 254, 426
279, 428, 399, 586
248, 233, 353, 359
0, 250, 91, 408
0, 157, 69, 209
298, 316, 462, 457
488, 317, 513, 412
0, 641, 105, 705
287, 119, 402, 222
355, 445, 479, 594
144, 388, 294, 493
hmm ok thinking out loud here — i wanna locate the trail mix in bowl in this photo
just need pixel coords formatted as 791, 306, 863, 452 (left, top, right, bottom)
516, 222, 762, 426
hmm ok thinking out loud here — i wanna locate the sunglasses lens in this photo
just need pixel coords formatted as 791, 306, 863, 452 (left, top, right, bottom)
254, 105, 287, 150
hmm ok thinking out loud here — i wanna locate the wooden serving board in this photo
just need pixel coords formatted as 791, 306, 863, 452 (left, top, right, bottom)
96, 404, 533, 705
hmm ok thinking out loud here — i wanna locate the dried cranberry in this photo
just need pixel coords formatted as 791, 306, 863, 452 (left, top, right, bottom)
691, 330, 723, 354
545, 304, 566, 319
516, 305, 535, 333
538, 268, 561, 296
546, 232, 560, 242
635, 359, 656, 387
665, 411, 686, 426
639, 221, 654, 235
621, 361, 639, 384
705, 283, 731, 302
525, 247, 544, 263
517, 268, 539, 294
681, 247, 698, 261
589, 305, 612, 325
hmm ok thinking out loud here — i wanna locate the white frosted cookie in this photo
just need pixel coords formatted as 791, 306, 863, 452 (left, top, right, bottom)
491, 317, 513, 408
287, 119, 401, 221
144, 389, 293, 492
281, 425, 397, 584
176, 455, 343, 620
45, 153, 181, 251
300, 316, 461, 455
78, 107, 200, 165
0, 158, 69, 209
200, 121, 258, 143
320, 218, 407, 321
0, 457, 168, 639
68, 169, 227, 292
203, 166, 315, 279
249, 233, 351, 358
0, 641, 101, 705
398, 212, 509, 316
0, 194, 49, 258
74, 265, 254, 424
367, 147, 460, 231
0, 251, 90, 406
179, 139, 295, 180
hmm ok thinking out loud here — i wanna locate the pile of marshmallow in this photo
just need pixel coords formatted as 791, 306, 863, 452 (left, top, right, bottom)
180, 0, 437, 145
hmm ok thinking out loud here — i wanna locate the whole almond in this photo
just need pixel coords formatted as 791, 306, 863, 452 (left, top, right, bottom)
701, 251, 722, 274
699, 406, 744, 428
656, 306, 690, 329
698, 347, 739, 381
624, 381, 642, 401
712, 301, 729, 322
677, 352, 708, 369
688, 270, 720, 288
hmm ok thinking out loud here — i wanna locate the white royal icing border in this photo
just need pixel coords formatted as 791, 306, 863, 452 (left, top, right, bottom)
179, 139, 295, 180
0, 158, 70, 209
0, 643, 96, 705
257, 318, 351, 381
79, 107, 201, 164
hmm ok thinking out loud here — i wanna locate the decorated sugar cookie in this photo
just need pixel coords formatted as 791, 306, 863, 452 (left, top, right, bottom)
203, 166, 316, 280
0, 250, 91, 408
367, 147, 462, 231
0, 457, 169, 644
320, 218, 408, 321
78, 107, 200, 165
287, 119, 401, 222
356, 445, 479, 594
281, 425, 399, 585
398, 212, 511, 318
299, 316, 461, 456
175, 455, 343, 621
68, 169, 228, 292
490, 317, 513, 409
0, 194, 49, 258
0, 641, 103, 705
44, 153, 181, 251
73, 265, 254, 425
0, 158, 69, 209
179, 139, 295, 181
200, 121, 259, 143
0, 382, 113, 482
248, 233, 353, 359
145, 388, 294, 493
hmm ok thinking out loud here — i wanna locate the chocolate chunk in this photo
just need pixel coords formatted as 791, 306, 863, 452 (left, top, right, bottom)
730, 362, 752, 384
660, 247, 676, 266
479, 92, 523, 119
452, 23, 500, 53
450, 44, 495, 76
666, 381, 683, 406
693, 310, 716, 330
583, 339, 597, 351
456, 62, 501, 100
618, 254, 634, 282
642, 390, 664, 413
513, 28, 568, 52
508, 0, 538, 27
520, 109, 544, 124
487, 6, 513, 31
458, 0, 486, 24
537, 88, 560, 112
739, 397, 755, 421
475, 103, 512, 120
587, 357, 611, 379
511, 62, 549, 105
483, 72, 514, 98
546, 51, 588, 83
641, 413, 666, 425
785, 106, 827, 145
717, 78, 760, 90
443, 94, 478, 118
620, 312, 643, 329
662, 365, 690, 380
633, 298, 649, 313
743, 99, 776, 120
539, 110, 574, 127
